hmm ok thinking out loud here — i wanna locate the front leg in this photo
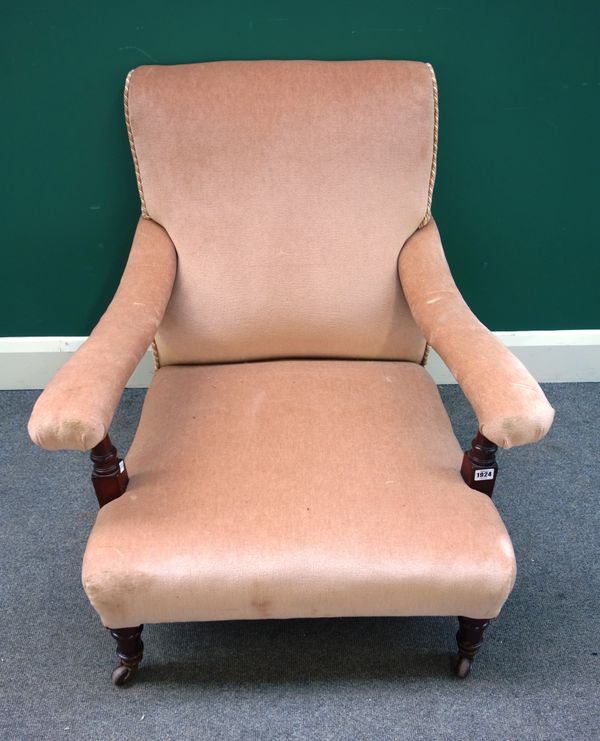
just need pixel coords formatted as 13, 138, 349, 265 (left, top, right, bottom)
109, 625, 144, 686
455, 617, 491, 678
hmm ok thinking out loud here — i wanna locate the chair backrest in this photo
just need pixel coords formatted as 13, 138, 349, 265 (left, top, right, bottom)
125, 60, 437, 366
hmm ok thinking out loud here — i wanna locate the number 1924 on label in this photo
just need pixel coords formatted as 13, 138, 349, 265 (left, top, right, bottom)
474, 468, 495, 481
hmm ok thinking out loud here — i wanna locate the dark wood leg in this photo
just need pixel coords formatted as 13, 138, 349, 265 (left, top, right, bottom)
453, 431, 498, 677
90, 434, 128, 507
109, 625, 144, 686
460, 430, 498, 497
91, 436, 139, 684
455, 616, 491, 678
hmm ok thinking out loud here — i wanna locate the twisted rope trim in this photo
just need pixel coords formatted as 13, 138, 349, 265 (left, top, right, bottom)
124, 69, 149, 219
125, 70, 158, 367
151, 339, 161, 370
418, 63, 439, 229
417, 63, 438, 364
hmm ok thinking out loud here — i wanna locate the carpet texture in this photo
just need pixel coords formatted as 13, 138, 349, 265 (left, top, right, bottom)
1, 382, 598, 740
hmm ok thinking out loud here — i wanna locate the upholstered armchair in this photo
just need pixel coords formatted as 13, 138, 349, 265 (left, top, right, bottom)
28, 60, 554, 685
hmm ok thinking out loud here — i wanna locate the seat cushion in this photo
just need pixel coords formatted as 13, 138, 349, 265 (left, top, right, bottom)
82, 361, 516, 627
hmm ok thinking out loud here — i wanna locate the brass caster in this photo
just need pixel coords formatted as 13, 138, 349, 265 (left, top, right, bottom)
111, 662, 137, 686
455, 655, 473, 679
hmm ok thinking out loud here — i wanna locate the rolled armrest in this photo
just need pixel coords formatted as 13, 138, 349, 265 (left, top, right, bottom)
398, 219, 554, 448
28, 218, 177, 451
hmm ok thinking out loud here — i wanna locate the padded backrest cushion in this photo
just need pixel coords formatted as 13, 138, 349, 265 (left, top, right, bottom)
126, 60, 436, 365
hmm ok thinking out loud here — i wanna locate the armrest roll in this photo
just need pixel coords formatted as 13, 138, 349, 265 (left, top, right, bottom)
28, 218, 177, 451
398, 220, 554, 448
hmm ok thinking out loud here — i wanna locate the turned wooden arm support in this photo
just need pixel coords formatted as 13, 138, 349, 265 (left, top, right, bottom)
27, 218, 177, 452
399, 220, 555, 449
91, 434, 129, 507
461, 430, 498, 497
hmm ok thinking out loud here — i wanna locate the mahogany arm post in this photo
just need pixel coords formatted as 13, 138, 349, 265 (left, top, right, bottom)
461, 430, 498, 497
91, 433, 129, 507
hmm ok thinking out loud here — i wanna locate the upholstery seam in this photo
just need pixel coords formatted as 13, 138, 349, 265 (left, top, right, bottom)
418, 62, 439, 230
124, 69, 149, 219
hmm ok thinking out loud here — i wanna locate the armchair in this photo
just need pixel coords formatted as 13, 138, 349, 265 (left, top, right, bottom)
28, 60, 554, 685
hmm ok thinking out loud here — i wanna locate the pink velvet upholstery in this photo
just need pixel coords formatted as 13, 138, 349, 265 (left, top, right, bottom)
127, 60, 434, 365
28, 60, 553, 632
398, 220, 555, 448
28, 218, 177, 451
83, 361, 516, 627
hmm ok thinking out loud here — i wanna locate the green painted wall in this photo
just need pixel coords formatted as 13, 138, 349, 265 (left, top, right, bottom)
2, 1, 599, 336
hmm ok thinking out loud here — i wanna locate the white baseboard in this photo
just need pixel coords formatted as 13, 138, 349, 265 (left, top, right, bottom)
0, 337, 154, 391
1, 330, 599, 390
426, 330, 600, 384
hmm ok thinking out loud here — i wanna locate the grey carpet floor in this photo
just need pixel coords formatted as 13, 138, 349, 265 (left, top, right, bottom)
1, 382, 598, 741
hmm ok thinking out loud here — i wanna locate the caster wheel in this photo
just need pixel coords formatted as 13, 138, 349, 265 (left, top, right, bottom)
111, 663, 136, 686
455, 656, 472, 679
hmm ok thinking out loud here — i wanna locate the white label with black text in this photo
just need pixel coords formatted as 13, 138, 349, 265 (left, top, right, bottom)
474, 468, 495, 481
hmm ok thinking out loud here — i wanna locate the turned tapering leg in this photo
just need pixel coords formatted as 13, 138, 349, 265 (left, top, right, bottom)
109, 625, 144, 686
455, 617, 491, 678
